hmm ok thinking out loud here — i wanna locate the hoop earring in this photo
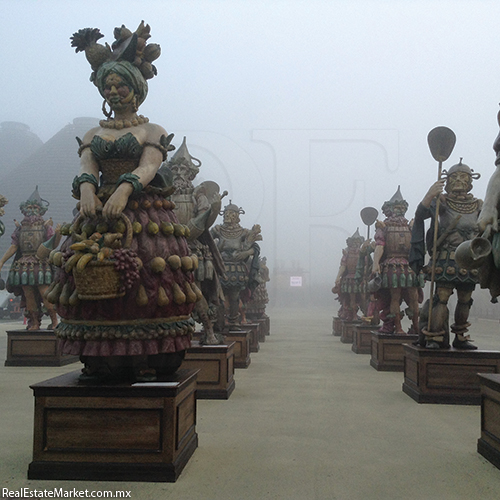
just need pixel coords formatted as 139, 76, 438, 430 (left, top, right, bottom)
102, 99, 112, 119
132, 95, 138, 113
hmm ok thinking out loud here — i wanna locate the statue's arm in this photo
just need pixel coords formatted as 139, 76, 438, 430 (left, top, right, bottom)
478, 168, 500, 232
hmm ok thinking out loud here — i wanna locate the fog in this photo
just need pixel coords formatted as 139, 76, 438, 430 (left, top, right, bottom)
2, 0, 500, 306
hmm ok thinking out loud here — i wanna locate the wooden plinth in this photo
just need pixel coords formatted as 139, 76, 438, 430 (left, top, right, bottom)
352, 324, 376, 354
5, 329, 79, 367
28, 369, 199, 482
477, 373, 500, 469
181, 341, 235, 399
402, 344, 500, 405
370, 332, 418, 372
255, 318, 267, 342
341, 321, 361, 344
224, 330, 251, 368
332, 317, 342, 337
245, 323, 260, 353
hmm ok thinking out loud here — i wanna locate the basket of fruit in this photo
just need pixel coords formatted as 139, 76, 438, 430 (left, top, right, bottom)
66, 213, 139, 300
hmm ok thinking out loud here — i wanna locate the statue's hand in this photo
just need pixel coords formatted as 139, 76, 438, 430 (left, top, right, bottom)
80, 187, 103, 217
234, 249, 253, 261
478, 204, 498, 233
372, 263, 380, 276
103, 184, 132, 219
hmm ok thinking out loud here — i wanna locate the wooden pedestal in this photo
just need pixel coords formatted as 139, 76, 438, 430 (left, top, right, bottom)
5, 329, 79, 367
224, 330, 251, 368
402, 344, 500, 405
245, 323, 260, 353
477, 373, 500, 469
256, 318, 266, 342
352, 324, 376, 354
181, 341, 236, 399
370, 332, 418, 372
340, 321, 361, 344
28, 369, 198, 482
332, 317, 342, 337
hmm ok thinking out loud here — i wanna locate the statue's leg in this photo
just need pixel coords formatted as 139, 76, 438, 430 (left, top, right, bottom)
377, 290, 393, 333
39, 284, 58, 329
406, 287, 420, 335
451, 286, 477, 350
390, 288, 403, 334
226, 288, 241, 326
22, 285, 40, 330
423, 286, 452, 349
197, 295, 222, 345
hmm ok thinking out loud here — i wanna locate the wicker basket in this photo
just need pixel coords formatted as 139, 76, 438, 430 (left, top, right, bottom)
72, 213, 133, 301
73, 259, 124, 300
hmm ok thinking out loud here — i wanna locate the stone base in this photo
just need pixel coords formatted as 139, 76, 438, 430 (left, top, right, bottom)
5, 329, 79, 367
402, 344, 500, 405
182, 341, 235, 399
332, 317, 342, 337
352, 324, 375, 354
477, 374, 500, 469
370, 332, 418, 372
340, 321, 361, 344
224, 330, 251, 368
28, 369, 199, 482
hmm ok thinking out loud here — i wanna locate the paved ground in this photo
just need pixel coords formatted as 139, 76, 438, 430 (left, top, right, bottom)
1, 308, 500, 499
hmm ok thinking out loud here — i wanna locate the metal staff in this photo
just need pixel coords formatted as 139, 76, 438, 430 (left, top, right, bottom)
426, 126, 456, 333
360, 206, 378, 240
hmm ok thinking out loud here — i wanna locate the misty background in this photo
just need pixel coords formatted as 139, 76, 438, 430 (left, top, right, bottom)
1, 0, 500, 314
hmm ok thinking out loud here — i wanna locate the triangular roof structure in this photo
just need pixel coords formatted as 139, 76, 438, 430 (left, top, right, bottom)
0, 117, 99, 266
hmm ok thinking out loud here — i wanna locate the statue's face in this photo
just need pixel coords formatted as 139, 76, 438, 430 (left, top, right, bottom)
223, 210, 240, 225
21, 203, 41, 217
103, 73, 135, 112
446, 171, 472, 194
392, 203, 407, 217
170, 163, 192, 189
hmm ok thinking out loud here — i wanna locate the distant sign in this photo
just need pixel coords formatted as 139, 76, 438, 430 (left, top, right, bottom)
290, 276, 302, 287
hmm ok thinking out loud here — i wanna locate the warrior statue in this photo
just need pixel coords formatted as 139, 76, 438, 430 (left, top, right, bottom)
372, 187, 422, 334
411, 159, 482, 349
332, 229, 365, 322
355, 238, 380, 325
161, 137, 226, 344
245, 256, 270, 321
210, 201, 261, 328
0, 187, 61, 330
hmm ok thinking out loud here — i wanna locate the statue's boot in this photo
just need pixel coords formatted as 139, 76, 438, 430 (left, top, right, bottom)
47, 308, 58, 330
451, 299, 476, 349
423, 301, 449, 349
394, 313, 405, 334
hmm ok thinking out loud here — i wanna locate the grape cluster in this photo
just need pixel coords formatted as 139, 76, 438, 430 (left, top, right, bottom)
113, 248, 140, 291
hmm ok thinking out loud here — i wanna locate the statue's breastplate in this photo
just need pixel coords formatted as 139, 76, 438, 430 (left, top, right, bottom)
440, 203, 480, 248
384, 224, 411, 257
171, 193, 195, 225
19, 225, 45, 255
345, 250, 359, 273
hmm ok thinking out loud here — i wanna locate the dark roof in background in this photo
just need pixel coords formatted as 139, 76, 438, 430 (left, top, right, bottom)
0, 117, 99, 278
0, 122, 44, 177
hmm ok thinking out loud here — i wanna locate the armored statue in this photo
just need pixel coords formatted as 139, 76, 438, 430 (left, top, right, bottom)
162, 137, 226, 344
471, 111, 500, 301
355, 239, 380, 325
50, 22, 198, 382
410, 159, 481, 349
372, 187, 422, 334
245, 256, 270, 321
0, 188, 60, 330
332, 229, 365, 322
210, 201, 261, 328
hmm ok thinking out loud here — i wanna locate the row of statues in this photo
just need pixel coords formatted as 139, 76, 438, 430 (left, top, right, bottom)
0, 22, 269, 382
333, 153, 484, 350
